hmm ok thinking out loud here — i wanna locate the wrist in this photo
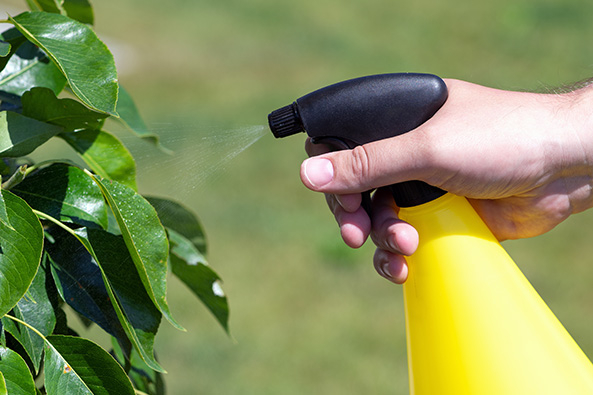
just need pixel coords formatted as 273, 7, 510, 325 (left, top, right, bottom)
556, 82, 593, 212
565, 81, 593, 164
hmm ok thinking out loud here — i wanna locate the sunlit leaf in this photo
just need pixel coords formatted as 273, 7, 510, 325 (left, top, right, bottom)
0, 372, 5, 395
0, 346, 36, 395
2, 262, 58, 373
28, 0, 63, 14
13, 163, 108, 229
61, 130, 137, 190
25, 0, 43, 11
63, 0, 94, 25
0, 41, 67, 96
0, 43, 9, 58
45, 335, 135, 395
10, 12, 119, 116
139, 197, 230, 331
22, 87, 107, 132
0, 111, 63, 157
116, 85, 168, 151
169, 229, 230, 333
146, 196, 207, 253
25, 0, 94, 24
0, 186, 10, 229
0, 190, 43, 317
89, 175, 182, 331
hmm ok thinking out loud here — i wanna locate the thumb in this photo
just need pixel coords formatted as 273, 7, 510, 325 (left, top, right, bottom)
300, 132, 431, 194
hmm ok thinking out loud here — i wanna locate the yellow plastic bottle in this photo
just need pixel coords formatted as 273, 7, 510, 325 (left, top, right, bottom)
398, 193, 593, 394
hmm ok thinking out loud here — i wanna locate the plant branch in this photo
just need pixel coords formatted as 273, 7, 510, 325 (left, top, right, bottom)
2, 165, 27, 190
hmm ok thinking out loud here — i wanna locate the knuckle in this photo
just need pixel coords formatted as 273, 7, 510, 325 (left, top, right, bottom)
411, 127, 446, 183
348, 145, 373, 185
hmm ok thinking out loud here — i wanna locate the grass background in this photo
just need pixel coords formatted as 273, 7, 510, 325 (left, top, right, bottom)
4, 0, 593, 393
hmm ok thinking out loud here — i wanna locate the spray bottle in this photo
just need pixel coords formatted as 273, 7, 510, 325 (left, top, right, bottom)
268, 73, 593, 394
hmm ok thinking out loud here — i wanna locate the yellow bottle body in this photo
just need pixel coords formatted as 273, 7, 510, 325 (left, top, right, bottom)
398, 193, 593, 394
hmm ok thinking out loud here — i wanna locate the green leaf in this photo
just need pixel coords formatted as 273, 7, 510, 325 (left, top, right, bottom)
89, 175, 183, 331
0, 186, 11, 229
63, 0, 94, 25
25, 0, 94, 24
0, 190, 43, 317
146, 196, 207, 254
0, 43, 9, 58
25, 0, 43, 11
29, 0, 63, 14
43, 222, 164, 373
22, 87, 107, 132
0, 111, 64, 157
0, 92, 21, 113
145, 197, 229, 331
169, 229, 230, 333
10, 12, 119, 116
47, 246, 127, 345
45, 335, 135, 395
116, 85, 168, 151
85, 229, 163, 372
0, 372, 6, 395
0, 29, 26, 73
0, 41, 67, 96
111, 338, 165, 395
2, 262, 58, 373
61, 130, 138, 190
0, 346, 36, 395
13, 163, 108, 229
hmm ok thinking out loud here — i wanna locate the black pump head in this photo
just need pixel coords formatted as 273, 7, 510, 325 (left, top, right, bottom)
268, 103, 303, 138
268, 73, 449, 207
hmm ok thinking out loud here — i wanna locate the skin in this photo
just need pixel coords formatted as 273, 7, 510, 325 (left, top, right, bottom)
300, 79, 593, 284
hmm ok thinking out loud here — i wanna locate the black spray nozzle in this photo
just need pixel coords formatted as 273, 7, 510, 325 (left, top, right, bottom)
268, 103, 303, 138
268, 73, 449, 207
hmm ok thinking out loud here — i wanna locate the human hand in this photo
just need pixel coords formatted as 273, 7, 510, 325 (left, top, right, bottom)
301, 79, 593, 283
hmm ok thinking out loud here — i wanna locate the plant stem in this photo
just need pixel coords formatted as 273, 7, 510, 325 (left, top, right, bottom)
3, 314, 46, 342
23, 160, 82, 180
33, 210, 74, 235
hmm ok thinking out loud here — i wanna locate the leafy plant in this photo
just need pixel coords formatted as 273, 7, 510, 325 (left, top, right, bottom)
0, 1, 229, 393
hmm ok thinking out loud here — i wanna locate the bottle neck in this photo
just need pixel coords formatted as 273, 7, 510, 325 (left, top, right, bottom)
390, 181, 446, 208
398, 193, 497, 244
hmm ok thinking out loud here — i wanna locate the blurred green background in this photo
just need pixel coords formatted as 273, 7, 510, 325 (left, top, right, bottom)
4, 0, 593, 393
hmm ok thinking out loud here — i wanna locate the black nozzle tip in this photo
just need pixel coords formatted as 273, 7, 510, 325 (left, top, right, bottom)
268, 103, 304, 138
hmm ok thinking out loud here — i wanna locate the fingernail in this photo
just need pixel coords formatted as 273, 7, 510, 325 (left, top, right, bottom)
381, 261, 394, 280
303, 158, 334, 187
374, 249, 393, 280
387, 235, 401, 255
